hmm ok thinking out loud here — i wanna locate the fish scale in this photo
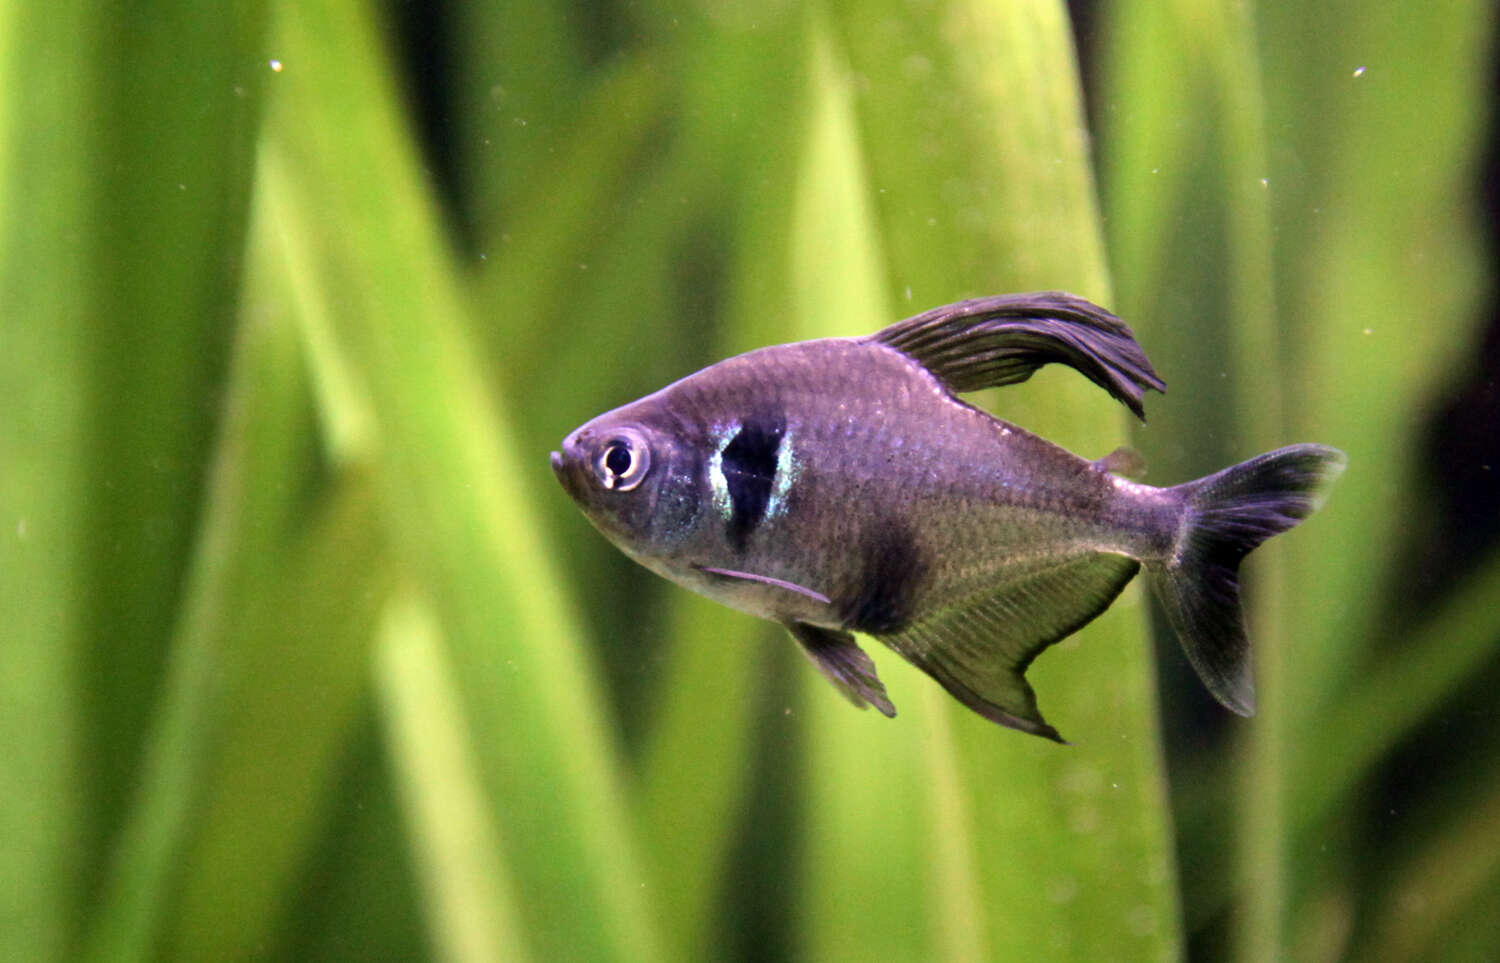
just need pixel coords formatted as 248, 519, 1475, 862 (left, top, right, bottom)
552, 292, 1345, 741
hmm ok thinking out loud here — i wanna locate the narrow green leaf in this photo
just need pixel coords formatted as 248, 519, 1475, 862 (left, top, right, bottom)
632, 16, 819, 958
375, 587, 531, 963
2, 3, 268, 958
790, 16, 933, 961
162, 477, 390, 961
1351, 770, 1500, 962
1100, 1, 1494, 958
82, 198, 324, 963
834, 2, 1180, 960
74, 1, 270, 858
258, 0, 663, 957
0, 2, 94, 956
1293, 551, 1500, 835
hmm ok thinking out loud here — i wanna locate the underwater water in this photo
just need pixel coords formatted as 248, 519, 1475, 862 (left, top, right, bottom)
3, 0, 1497, 960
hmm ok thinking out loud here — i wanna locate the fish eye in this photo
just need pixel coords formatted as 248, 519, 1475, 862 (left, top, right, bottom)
594, 430, 651, 491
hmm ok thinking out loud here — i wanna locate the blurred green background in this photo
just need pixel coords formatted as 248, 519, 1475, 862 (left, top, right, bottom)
3, 0, 1497, 960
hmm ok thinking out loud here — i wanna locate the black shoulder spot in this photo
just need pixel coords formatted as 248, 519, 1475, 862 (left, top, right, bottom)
721, 414, 785, 549
841, 521, 927, 635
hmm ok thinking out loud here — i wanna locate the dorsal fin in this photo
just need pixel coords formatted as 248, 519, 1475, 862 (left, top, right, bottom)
869, 292, 1167, 420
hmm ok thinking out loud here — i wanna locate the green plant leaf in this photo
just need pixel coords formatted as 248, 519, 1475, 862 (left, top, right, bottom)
794, 4, 1180, 958
257, 0, 664, 957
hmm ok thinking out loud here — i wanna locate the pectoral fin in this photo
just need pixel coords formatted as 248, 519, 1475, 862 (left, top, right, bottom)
870, 292, 1166, 420
879, 552, 1141, 742
697, 566, 831, 605
787, 623, 897, 717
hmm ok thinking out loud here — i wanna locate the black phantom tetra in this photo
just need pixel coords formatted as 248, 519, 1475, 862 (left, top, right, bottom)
551, 293, 1345, 741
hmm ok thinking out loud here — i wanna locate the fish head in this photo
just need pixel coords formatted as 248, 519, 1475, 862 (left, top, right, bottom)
550, 399, 703, 555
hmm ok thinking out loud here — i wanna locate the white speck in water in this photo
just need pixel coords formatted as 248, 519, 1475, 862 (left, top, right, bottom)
1259, 177, 1270, 188
478, 252, 487, 261
1151, 167, 1159, 174
178, 183, 186, 191
578, 262, 588, 271
905, 285, 912, 301
1363, 327, 1373, 335
1353, 65, 1366, 77
268, 59, 283, 72
16, 519, 27, 539
927, 217, 937, 227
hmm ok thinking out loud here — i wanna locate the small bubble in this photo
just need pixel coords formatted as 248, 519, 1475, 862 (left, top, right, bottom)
1259, 177, 1269, 188
1150, 168, 1159, 174
1362, 327, 1373, 335
905, 285, 912, 301
268, 59, 283, 72
1353, 66, 1366, 77
16, 519, 27, 539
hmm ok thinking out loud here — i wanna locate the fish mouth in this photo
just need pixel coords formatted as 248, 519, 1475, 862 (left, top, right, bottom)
550, 448, 582, 499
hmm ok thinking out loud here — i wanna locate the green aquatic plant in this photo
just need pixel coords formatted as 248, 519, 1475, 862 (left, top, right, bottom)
2, 0, 1493, 960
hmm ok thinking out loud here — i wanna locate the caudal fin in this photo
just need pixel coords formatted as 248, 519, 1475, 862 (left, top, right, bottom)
1149, 444, 1347, 715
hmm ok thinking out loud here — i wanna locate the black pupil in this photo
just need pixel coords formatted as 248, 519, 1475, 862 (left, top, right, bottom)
604, 442, 633, 477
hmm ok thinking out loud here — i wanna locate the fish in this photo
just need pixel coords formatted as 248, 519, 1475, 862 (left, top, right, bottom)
550, 292, 1346, 741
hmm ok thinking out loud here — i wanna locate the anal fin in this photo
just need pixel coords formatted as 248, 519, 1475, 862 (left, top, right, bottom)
788, 623, 897, 717
879, 552, 1140, 742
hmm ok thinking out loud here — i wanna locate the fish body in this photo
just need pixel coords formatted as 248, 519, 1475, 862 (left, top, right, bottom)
551, 293, 1345, 741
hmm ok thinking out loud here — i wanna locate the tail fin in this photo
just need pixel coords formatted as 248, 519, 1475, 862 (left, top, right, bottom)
1148, 444, 1347, 715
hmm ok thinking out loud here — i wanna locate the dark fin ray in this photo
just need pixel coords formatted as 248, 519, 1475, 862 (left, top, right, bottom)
697, 566, 831, 605
869, 292, 1166, 420
1148, 444, 1348, 715
1095, 446, 1148, 479
788, 623, 897, 717
879, 552, 1141, 743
